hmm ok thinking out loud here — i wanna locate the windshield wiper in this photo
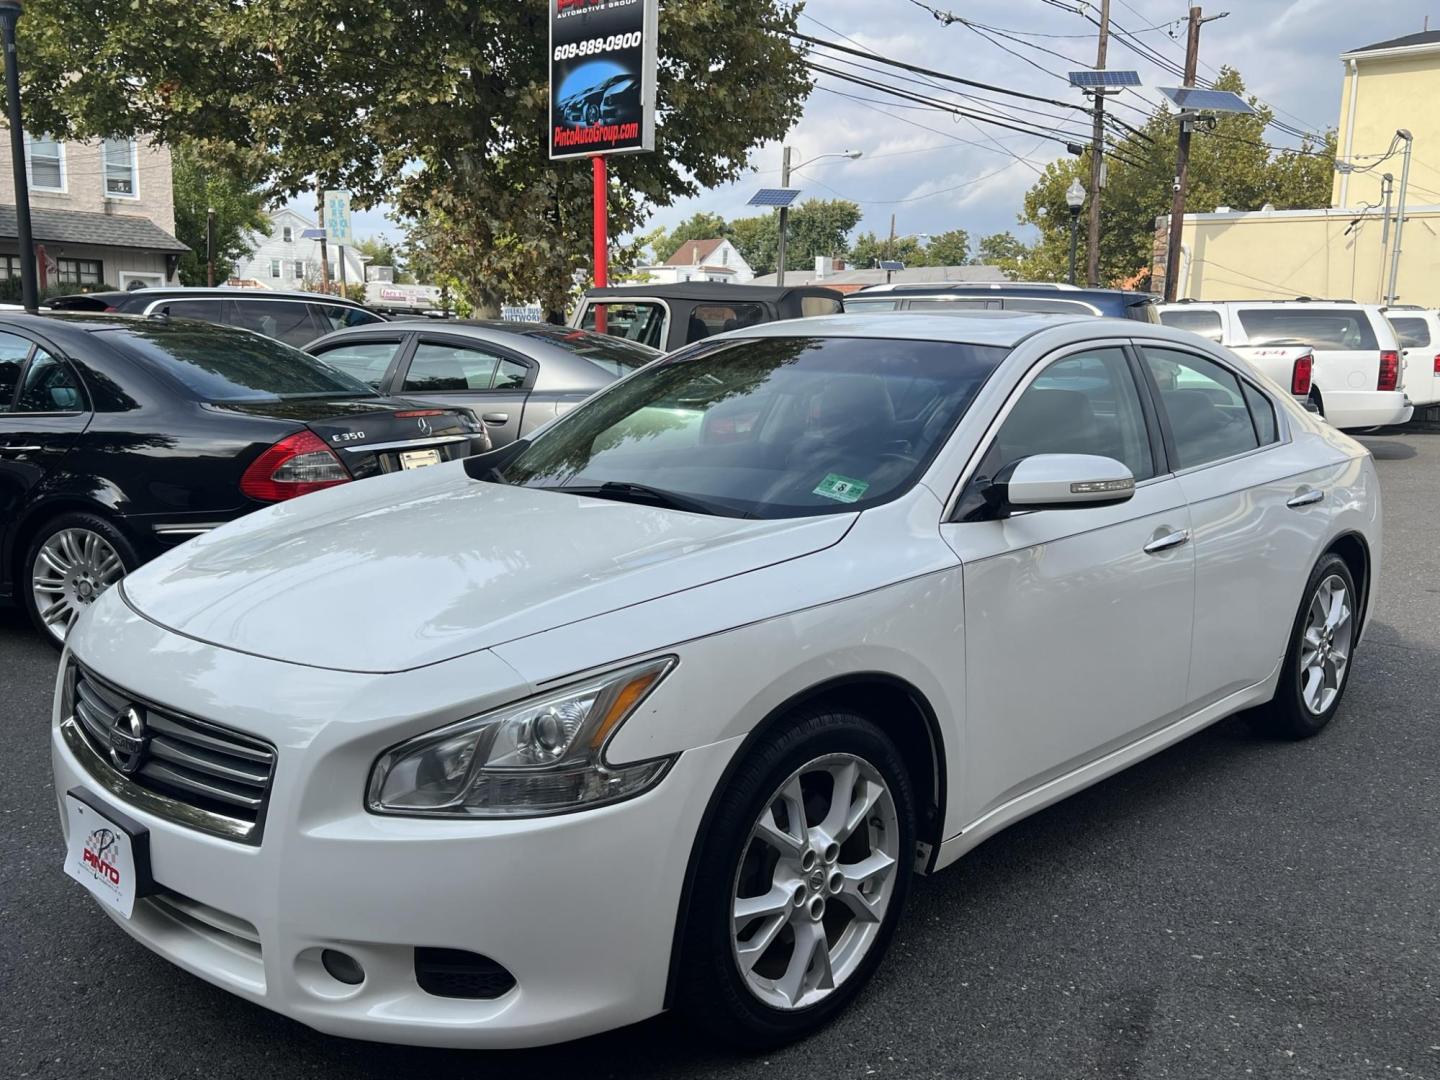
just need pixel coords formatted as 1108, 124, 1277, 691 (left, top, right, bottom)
553, 481, 724, 516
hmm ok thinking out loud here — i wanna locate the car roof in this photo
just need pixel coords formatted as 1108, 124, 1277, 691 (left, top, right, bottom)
857, 281, 1158, 299
727, 310, 1103, 348
0, 311, 151, 335
50, 287, 370, 308
583, 283, 844, 303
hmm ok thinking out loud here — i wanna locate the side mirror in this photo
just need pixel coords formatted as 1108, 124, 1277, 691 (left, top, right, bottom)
983, 454, 1135, 517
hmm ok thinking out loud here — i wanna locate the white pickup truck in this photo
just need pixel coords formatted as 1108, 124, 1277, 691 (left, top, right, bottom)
1158, 300, 1412, 431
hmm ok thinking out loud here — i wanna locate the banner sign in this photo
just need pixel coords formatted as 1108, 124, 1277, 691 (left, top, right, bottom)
323, 190, 352, 246
548, 0, 657, 160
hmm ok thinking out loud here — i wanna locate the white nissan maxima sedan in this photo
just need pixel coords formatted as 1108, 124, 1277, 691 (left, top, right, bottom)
52, 313, 1379, 1050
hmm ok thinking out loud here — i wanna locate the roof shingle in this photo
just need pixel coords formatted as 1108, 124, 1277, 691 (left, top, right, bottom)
1347, 29, 1440, 55
0, 205, 188, 253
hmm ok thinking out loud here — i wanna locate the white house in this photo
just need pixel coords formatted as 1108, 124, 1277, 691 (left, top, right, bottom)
233, 206, 367, 288
636, 237, 754, 284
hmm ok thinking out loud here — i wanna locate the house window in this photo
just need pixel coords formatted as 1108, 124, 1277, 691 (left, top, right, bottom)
26, 134, 65, 191
293, 260, 306, 279
0, 255, 21, 280
103, 138, 138, 197
56, 259, 103, 285
719, 246, 728, 266
281, 226, 294, 243
270, 259, 282, 279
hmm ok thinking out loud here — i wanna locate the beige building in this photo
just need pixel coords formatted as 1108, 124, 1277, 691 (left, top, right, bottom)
1156, 28, 1440, 308
0, 130, 187, 291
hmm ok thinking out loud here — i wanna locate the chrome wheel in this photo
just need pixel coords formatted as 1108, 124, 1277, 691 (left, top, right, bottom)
1299, 573, 1353, 716
31, 528, 125, 642
730, 753, 900, 1011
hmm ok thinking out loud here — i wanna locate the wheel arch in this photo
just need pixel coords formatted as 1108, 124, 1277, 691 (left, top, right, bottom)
1324, 529, 1372, 637
661, 670, 947, 1010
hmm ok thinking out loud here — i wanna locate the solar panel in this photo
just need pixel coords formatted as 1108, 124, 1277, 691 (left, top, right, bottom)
300, 228, 327, 240
879, 260, 905, 271
1068, 70, 1142, 88
1158, 86, 1256, 114
747, 188, 801, 208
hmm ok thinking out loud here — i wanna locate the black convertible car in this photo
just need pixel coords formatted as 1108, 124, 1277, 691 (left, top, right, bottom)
0, 313, 485, 644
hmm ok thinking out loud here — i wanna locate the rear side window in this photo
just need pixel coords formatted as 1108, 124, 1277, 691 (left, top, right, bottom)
311, 303, 384, 332
229, 299, 325, 347
842, 298, 899, 313
905, 298, 993, 311
1159, 308, 1224, 342
160, 299, 226, 322
997, 298, 1099, 316
1142, 347, 1260, 468
16, 349, 85, 412
404, 342, 503, 392
311, 340, 404, 389
1237, 309, 1378, 351
690, 303, 766, 337
799, 296, 843, 317
1388, 316, 1431, 349
1242, 382, 1278, 445
0, 330, 32, 410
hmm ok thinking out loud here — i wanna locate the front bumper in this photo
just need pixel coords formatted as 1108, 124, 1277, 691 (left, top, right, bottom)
51, 603, 739, 1048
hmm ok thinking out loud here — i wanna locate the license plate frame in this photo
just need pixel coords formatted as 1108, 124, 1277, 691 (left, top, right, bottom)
62, 788, 155, 919
399, 448, 443, 471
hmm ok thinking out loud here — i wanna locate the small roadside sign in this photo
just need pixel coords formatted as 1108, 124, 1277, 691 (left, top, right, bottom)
323, 191, 352, 245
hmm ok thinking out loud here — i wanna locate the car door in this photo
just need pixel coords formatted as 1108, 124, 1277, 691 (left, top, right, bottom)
308, 335, 412, 394
0, 336, 93, 558
395, 336, 534, 445
1136, 342, 1337, 705
939, 342, 1195, 823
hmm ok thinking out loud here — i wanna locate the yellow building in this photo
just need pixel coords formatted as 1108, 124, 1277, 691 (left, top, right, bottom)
1158, 28, 1440, 307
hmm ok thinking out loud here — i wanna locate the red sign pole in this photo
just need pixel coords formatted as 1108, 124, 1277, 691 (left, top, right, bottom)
592, 153, 608, 333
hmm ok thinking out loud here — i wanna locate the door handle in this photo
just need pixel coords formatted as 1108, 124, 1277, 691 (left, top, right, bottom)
481, 413, 510, 424
0, 445, 41, 454
1144, 529, 1191, 555
1286, 488, 1324, 508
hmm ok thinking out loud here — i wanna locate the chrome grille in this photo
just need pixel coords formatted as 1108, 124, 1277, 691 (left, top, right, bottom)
65, 663, 276, 844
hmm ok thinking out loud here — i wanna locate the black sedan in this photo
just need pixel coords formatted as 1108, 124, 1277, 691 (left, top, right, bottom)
0, 313, 486, 644
306, 320, 661, 445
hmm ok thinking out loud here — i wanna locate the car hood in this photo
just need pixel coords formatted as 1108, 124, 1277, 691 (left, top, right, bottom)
121, 462, 854, 673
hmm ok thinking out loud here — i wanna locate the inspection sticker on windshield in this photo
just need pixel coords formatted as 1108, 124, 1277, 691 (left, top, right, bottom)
814, 474, 869, 504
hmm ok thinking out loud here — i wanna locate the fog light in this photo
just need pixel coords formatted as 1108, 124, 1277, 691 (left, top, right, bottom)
320, 948, 365, 986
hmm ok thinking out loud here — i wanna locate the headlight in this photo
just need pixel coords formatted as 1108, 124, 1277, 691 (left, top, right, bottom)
367, 657, 675, 818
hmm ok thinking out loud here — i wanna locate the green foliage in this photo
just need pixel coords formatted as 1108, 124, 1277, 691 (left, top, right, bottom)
973, 232, 1029, 276
170, 142, 269, 286
16, 0, 812, 317
848, 230, 925, 269
0, 279, 115, 303
728, 199, 861, 275
1014, 69, 1335, 288
350, 236, 409, 283
923, 228, 970, 266
652, 212, 730, 262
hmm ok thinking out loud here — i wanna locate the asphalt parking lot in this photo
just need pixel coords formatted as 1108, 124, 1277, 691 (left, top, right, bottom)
3, 427, 1437, 1080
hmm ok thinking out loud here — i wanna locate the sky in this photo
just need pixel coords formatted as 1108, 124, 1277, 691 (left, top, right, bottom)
337, 0, 1435, 251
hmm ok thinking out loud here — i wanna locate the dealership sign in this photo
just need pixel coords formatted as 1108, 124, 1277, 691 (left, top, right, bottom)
549, 0, 657, 159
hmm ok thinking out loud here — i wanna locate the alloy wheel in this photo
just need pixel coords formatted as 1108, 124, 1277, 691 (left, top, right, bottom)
1299, 573, 1353, 716
31, 528, 126, 643
730, 753, 900, 1011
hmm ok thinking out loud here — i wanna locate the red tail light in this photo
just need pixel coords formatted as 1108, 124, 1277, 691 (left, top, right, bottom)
392, 409, 447, 418
240, 431, 351, 502
1378, 350, 1400, 392
103, 305, 119, 313
1433, 353, 1440, 376
1290, 353, 1314, 396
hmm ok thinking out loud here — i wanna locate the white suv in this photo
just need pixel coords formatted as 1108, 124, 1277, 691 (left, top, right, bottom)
1158, 301, 1412, 430
1383, 306, 1440, 409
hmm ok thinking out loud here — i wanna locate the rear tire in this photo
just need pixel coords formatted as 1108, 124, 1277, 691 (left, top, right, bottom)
1254, 553, 1357, 739
22, 511, 138, 648
676, 707, 915, 1049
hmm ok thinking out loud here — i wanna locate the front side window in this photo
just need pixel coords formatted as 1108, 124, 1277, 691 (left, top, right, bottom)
1236, 308, 1378, 351
1142, 347, 1260, 468
230, 299, 324, 347
580, 301, 667, 349
16, 349, 85, 413
404, 342, 503, 392
55, 259, 102, 286
1159, 307, 1224, 342
111, 323, 377, 403
0, 330, 32, 411
1388, 316, 1431, 349
103, 138, 137, 197
27, 134, 64, 191
501, 335, 1006, 519
310, 340, 404, 389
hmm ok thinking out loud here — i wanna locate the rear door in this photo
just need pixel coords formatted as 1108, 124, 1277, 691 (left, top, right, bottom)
394, 335, 534, 445
0, 333, 93, 548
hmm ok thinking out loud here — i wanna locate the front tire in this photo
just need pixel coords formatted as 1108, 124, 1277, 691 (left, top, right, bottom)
22, 511, 138, 648
676, 707, 915, 1048
1255, 553, 1358, 739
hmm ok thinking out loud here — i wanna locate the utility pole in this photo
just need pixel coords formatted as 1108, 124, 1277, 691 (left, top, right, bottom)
1085, 0, 1110, 288
316, 191, 331, 293
1376, 173, 1393, 303
776, 146, 792, 286
1163, 6, 1205, 302
206, 207, 216, 287
0, 1, 38, 313
1386, 130, 1413, 305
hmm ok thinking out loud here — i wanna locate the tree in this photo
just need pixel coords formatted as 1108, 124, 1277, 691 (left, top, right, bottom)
729, 215, 778, 275
1011, 69, 1335, 288
350, 236, 409, 283
848, 231, 926, 270
973, 232, 1030, 278
17, 0, 811, 318
730, 199, 861, 275
654, 212, 730, 262
923, 228, 970, 266
169, 142, 268, 286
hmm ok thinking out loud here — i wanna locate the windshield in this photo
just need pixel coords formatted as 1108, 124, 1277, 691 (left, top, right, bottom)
519, 326, 660, 376
109, 322, 379, 402
501, 335, 1005, 519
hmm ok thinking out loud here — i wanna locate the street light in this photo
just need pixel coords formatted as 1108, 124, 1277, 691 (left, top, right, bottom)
1065, 179, 1086, 286
0, 0, 38, 313
777, 147, 862, 286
